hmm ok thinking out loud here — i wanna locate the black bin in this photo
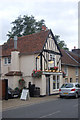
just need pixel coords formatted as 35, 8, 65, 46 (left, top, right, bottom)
34, 87, 40, 97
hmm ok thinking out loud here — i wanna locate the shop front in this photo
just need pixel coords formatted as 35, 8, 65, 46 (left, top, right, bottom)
43, 71, 63, 95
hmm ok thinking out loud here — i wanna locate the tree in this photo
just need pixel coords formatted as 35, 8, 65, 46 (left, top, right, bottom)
54, 35, 69, 51
7, 15, 45, 39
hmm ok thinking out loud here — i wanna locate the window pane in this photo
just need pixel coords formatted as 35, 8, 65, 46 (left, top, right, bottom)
75, 67, 78, 76
4, 58, 7, 64
8, 58, 11, 64
64, 66, 68, 76
57, 83, 59, 89
76, 78, 78, 83
65, 78, 68, 83
53, 83, 56, 89
53, 76, 56, 89
70, 78, 72, 83
61, 83, 73, 88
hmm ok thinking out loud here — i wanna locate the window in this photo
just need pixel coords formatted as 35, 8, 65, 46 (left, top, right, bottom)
50, 54, 55, 61
4, 57, 11, 64
57, 76, 59, 89
53, 76, 56, 89
75, 84, 80, 88
48, 54, 55, 69
65, 78, 68, 83
64, 66, 68, 76
75, 67, 78, 76
61, 83, 73, 88
70, 78, 72, 83
53, 75, 60, 90
8, 58, 11, 64
4, 58, 7, 64
76, 78, 78, 83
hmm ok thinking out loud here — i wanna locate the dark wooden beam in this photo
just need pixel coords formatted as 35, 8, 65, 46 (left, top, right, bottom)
40, 53, 42, 70
36, 58, 37, 70
43, 49, 61, 55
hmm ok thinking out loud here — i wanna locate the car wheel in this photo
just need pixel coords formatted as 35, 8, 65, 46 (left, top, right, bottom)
60, 95, 63, 98
75, 93, 78, 98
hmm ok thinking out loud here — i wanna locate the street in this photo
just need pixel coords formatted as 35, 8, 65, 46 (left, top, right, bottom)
2, 97, 79, 118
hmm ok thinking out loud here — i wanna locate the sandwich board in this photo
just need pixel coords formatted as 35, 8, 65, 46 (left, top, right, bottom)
20, 89, 30, 100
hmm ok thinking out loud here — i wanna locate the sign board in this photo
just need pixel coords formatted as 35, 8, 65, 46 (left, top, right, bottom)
20, 89, 30, 100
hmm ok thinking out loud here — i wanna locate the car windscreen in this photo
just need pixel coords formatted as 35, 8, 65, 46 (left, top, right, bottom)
61, 84, 73, 88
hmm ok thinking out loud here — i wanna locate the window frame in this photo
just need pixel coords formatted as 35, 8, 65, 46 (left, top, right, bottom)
75, 67, 78, 76
4, 57, 11, 65
64, 66, 68, 76
53, 75, 60, 90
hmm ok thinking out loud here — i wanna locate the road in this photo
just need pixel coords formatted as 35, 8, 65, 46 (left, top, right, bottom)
2, 97, 79, 118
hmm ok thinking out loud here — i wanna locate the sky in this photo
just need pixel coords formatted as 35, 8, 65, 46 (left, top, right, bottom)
0, 0, 79, 50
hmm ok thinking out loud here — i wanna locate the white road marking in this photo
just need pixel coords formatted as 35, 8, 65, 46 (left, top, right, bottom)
39, 110, 60, 118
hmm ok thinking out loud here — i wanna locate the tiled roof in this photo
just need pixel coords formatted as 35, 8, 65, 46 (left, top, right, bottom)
72, 49, 80, 56
61, 49, 80, 66
1, 30, 50, 56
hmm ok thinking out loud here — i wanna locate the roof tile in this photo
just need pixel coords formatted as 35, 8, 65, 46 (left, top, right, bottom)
2, 30, 50, 56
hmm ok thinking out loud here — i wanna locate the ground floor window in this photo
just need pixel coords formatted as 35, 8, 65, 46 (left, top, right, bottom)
70, 78, 72, 83
65, 78, 68, 83
76, 78, 78, 83
53, 75, 60, 89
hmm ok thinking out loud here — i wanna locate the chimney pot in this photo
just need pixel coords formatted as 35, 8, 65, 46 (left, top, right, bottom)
42, 25, 47, 31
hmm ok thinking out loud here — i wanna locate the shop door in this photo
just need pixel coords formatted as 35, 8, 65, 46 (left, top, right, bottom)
46, 76, 50, 95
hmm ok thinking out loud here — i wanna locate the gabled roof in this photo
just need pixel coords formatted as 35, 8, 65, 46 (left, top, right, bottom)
61, 49, 80, 67
2, 30, 50, 56
1, 30, 62, 57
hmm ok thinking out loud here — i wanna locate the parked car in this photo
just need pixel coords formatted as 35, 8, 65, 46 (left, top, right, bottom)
59, 83, 80, 98
8, 87, 20, 98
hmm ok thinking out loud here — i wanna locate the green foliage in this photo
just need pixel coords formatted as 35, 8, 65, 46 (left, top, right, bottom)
7, 15, 45, 39
54, 35, 69, 51
19, 78, 25, 88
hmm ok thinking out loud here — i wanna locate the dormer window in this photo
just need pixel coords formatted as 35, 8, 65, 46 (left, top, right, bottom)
4, 57, 11, 64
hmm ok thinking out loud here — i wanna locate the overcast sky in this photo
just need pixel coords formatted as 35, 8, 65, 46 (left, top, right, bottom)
0, 0, 79, 50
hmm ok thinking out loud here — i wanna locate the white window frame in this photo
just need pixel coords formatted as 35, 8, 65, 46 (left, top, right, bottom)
64, 66, 68, 76
53, 75, 60, 90
76, 78, 78, 83
48, 54, 55, 69
4, 57, 11, 65
75, 67, 78, 76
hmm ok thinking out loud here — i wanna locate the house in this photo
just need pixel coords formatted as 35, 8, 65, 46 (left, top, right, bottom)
0, 29, 63, 96
61, 49, 80, 83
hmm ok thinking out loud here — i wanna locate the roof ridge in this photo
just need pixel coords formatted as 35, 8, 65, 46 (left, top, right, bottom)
65, 51, 79, 64
18, 30, 50, 39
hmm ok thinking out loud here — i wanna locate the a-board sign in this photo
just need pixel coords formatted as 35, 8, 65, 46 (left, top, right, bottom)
20, 89, 30, 100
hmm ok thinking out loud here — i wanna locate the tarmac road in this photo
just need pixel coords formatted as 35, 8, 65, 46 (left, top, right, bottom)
2, 97, 79, 118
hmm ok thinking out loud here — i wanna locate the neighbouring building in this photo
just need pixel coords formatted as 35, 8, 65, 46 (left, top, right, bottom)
0, 29, 63, 96
61, 49, 80, 83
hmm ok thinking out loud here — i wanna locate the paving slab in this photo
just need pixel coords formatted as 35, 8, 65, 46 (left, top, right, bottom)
2, 95, 59, 111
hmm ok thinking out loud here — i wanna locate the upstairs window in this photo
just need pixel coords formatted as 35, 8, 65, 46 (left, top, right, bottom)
75, 67, 78, 76
48, 54, 55, 69
64, 66, 68, 76
4, 57, 11, 65
49, 54, 55, 61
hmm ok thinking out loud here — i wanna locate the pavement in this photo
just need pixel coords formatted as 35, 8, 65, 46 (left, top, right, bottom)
2, 95, 59, 111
